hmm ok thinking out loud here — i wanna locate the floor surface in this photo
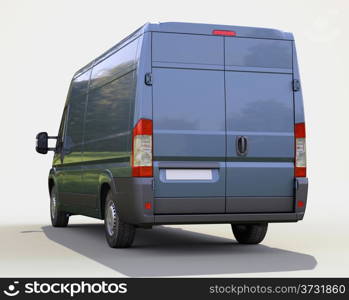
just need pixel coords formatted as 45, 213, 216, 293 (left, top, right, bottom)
1, 219, 347, 277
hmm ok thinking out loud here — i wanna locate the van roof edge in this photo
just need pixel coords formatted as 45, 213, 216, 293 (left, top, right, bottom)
73, 22, 293, 79
145, 22, 293, 40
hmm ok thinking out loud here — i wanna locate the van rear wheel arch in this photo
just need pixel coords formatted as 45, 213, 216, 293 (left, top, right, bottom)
98, 171, 117, 219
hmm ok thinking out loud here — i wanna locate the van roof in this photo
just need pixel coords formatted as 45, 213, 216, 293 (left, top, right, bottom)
145, 22, 293, 40
74, 22, 293, 78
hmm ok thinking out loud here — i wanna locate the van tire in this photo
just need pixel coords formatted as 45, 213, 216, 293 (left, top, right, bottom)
104, 191, 135, 248
50, 186, 69, 227
231, 223, 268, 244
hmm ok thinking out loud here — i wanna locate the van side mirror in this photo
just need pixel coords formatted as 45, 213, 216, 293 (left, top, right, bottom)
35, 132, 57, 154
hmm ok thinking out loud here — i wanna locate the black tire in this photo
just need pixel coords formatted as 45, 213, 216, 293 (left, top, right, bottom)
104, 190, 136, 248
232, 223, 268, 244
50, 186, 69, 227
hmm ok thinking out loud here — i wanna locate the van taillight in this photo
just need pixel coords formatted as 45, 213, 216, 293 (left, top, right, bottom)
295, 123, 306, 177
212, 30, 236, 36
132, 119, 153, 177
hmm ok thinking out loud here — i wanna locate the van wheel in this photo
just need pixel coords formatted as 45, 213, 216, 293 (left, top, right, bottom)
50, 186, 69, 227
104, 191, 135, 248
231, 223, 268, 244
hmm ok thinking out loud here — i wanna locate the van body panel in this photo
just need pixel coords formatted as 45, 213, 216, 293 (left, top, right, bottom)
225, 38, 293, 69
79, 37, 140, 210
153, 162, 225, 199
226, 197, 293, 213
152, 32, 224, 66
55, 166, 83, 208
114, 177, 155, 225
225, 162, 294, 197
57, 71, 90, 208
152, 68, 225, 160
154, 197, 225, 214
225, 71, 295, 199
111, 177, 306, 225
81, 69, 135, 208
83, 70, 136, 167
152, 67, 226, 202
89, 38, 138, 90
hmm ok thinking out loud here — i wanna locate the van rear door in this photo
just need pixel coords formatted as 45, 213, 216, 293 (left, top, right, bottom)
225, 38, 295, 213
152, 33, 226, 214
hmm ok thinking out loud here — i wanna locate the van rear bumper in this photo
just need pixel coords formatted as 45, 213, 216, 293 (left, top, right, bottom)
153, 212, 304, 225
114, 177, 308, 226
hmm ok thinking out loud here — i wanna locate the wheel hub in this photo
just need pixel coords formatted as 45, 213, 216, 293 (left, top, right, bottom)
106, 202, 116, 236
50, 192, 57, 219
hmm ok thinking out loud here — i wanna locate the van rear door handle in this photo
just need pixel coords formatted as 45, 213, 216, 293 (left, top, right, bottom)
236, 136, 248, 156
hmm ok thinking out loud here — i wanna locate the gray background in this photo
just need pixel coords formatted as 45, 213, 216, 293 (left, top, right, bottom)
0, 0, 348, 277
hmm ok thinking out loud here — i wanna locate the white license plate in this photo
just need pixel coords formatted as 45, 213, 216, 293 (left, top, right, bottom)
165, 169, 213, 180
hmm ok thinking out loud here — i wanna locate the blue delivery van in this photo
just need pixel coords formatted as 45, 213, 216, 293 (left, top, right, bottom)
36, 22, 308, 248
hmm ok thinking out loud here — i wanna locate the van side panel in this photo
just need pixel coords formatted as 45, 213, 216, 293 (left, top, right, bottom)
89, 39, 138, 90
112, 33, 155, 224
133, 33, 152, 124
80, 37, 140, 213
57, 71, 90, 209
84, 71, 136, 167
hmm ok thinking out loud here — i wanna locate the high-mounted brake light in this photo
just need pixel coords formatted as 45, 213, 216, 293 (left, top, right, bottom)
132, 119, 153, 177
295, 123, 306, 177
212, 29, 236, 36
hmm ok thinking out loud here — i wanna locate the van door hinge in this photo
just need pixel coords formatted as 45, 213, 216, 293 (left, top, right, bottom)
293, 79, 301, 92
145, 72, 152, 86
